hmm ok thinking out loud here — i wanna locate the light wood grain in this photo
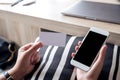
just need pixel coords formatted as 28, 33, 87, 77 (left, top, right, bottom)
0, 0, 120, 46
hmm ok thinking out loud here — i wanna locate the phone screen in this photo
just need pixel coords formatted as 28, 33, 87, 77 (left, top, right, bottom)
73, 31, 107, 66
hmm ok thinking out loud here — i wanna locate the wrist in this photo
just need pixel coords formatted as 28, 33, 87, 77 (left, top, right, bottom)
7, 68, 24, 80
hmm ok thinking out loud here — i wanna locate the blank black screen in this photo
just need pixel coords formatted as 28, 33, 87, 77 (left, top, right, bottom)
73, 31, 107, 66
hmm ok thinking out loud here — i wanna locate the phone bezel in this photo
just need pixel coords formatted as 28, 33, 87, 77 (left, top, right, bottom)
71, 27, 109, 71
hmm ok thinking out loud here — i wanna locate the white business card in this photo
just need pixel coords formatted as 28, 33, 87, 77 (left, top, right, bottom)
40, 32, 66, 47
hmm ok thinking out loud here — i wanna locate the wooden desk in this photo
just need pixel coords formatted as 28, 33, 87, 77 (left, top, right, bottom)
0, 0, 120, 46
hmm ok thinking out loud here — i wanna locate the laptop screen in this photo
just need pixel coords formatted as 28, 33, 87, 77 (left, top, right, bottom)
62, 1, 120, 24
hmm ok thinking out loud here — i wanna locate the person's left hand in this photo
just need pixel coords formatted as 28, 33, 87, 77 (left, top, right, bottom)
8, 42, 43, 80
71, 41, 107, 80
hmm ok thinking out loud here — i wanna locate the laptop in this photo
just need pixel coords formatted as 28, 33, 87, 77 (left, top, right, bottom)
62, 1, 120, 24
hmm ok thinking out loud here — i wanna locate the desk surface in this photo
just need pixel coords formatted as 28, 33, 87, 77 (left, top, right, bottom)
0, 0, 120, 45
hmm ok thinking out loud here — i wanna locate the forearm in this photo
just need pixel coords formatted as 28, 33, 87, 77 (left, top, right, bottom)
0, 68, 24, 80
8, 68, 24, 80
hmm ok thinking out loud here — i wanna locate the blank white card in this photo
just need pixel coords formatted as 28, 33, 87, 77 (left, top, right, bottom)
40, 32, 66, 47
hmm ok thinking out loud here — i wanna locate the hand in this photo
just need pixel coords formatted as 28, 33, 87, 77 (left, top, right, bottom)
8, 42, 43, 80
71, 41, 107, 80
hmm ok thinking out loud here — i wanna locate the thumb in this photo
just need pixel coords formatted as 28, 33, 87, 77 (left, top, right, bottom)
26, 41, 43, 55
88, 45, 107, 78
19, 43, 33, 52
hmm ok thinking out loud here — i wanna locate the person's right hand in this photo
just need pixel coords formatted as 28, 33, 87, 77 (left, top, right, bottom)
8, 42, 43, 80
71, 41, 107, 80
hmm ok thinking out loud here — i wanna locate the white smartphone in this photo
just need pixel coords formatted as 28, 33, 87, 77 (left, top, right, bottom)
71, 27, 109, 71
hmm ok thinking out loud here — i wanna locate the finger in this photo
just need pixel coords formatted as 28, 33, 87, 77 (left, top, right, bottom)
36, 53, 40, 63
31, 52, 40, 64
90, 45, 107, 72
75, 41, 82, 51
71, 52, 76, 58
19, 43, 33, 52
98, 45, 107, 63
78, 41, 82, 46
72, 41, 82, 59
88, 45, 107, 78
35, 50, 41, 63
75, 46, 80, 51
27, 41, 43, 55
